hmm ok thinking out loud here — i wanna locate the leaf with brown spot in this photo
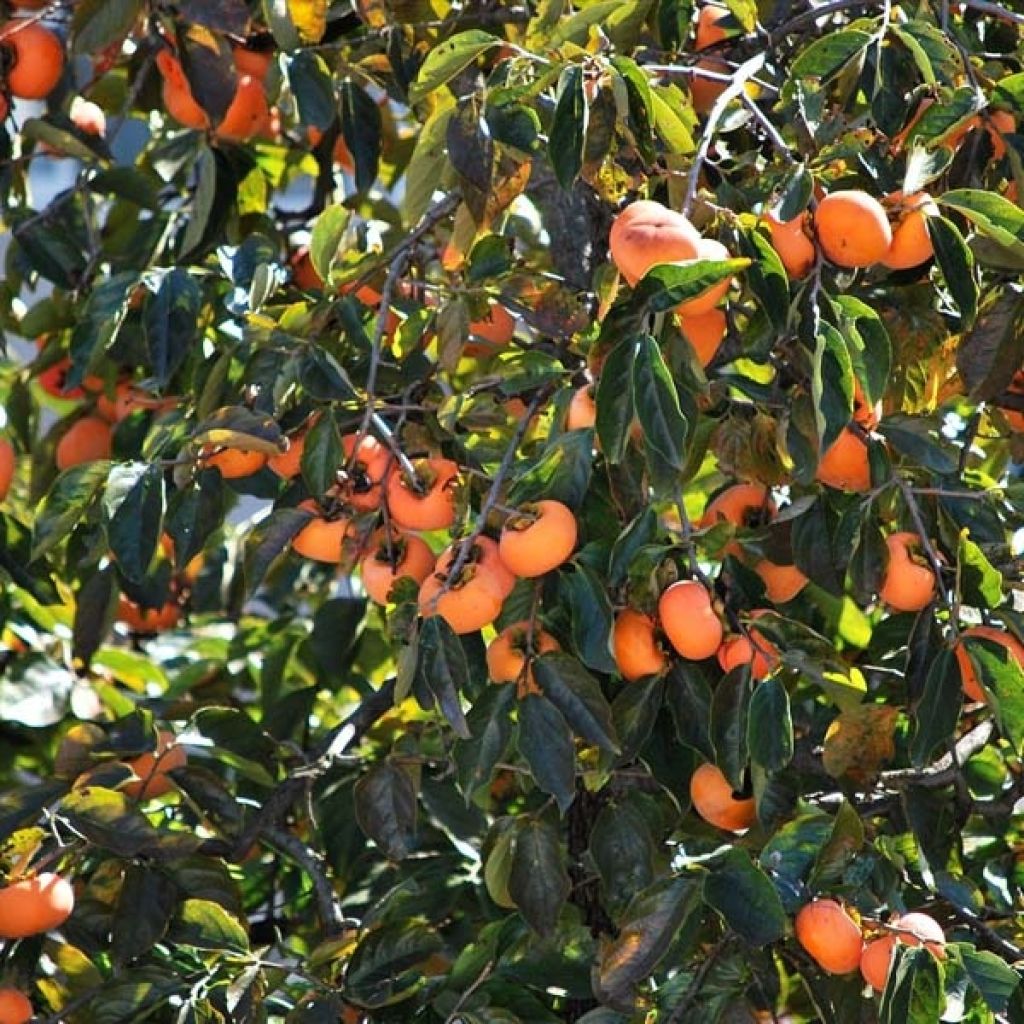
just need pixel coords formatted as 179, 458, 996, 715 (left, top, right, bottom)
822, 705, 900, 784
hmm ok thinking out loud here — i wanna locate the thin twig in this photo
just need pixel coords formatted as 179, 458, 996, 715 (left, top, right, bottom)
896, 478, 957, 636
666, 938, 734, 1023
964, 0, 1024, 27
443, 960, 495, 1024
263, 825, 346, 937
740, 91, 800, 165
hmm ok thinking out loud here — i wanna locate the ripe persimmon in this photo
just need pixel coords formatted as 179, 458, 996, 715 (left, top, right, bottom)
232, 44, 273, 80
689, 763, 755, 832
123, 730, 187, 800
360, 531, 435, 604
418, 536, 512, 634
0, 20, 63, 99
339, 432, 392, 512
853, 380, 881, 431
954, 625, 1024, 703
756, 560, 808, 604
676, 238, 733, 316
567, 385, 597, 430
201, 446, 267, 479
860, 913, 946, 992
882, 191, 937, 270
702, 482, 776, 530
55, 416, 112, 470
268, 428, 307, 478
116, 595, 181, 633
815, 190, 892, 268
0, 437, 14, 501
690, 57, 730, 115
156, 51, 209, 130
0, 872, 75, 939
795, 899, 863, 974
717, 623, 779, 679
290, 247, 323, 291
466, 304, 516, 355
292, 500, 357, 564
679, 307, 726, 366
608, 200, 702, 286
694, 4, 731, 49
986, 109, 1015, 160
766, 211, 816, 278
879, 531, 937, 612
612, 609, 667, 682
815, 428, 871, 492
216, 75, 270, 142
499, 500, 577, 578
386, 457, 459, 532
0, 989, 32, 1024
659, 580, 723, 660
487, 621, 560, 694
109, 386, 177, 423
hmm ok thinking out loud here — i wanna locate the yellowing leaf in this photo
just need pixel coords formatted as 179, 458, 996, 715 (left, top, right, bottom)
289, 0, 327, 43
822, 705, 900, 783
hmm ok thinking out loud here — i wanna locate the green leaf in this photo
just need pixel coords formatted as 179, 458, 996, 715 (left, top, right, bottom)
340, 79, 383, 193
956, 945, 1020, 1012
145, 268, 202, 387
711, 668, 751, 791
563, 563, 617, 674
345, 921, 443, 1007
633, 334, 688, 494
747, 677, 793, 773
758, 811, 840, 911
111, 865, 179, 967
33, 461, 110, 559
418, 616, 472, 739
517, 695, 576, 813
408, 30, 500, 103
939, 189, 1024, 257
300, 412, 343, 498
549, 65, 588, 190
454, 683, 515, 801
957, 533, 1003, 608
402, 104, 455, 225
595, 877, 701, 1011
508, 429, 593, 509
72, 566, 118, 671
169, 898, 249, 952
181, 147, 221, 258
703, 847, 787, 945
969, 639, 1024, 754
927, 215, 977, 328
813, 323, 855, 455
288, 50, 336, 131
244, 507, 313, 595
508, 817, 571, 937
879, 945, 943, 1024
106, 464, 164, 584
832, 295, 892, 407
354, 762, 418, 861
72, 0, 141, 53
612, 674, 664, 760
589, 799, 657, 914
790, 30, 871, 79
634, 260, 749, 313
740, 226, 789, 328
808, 800, 864, 891
533, 653, 620, 754
309, 206, 350, 285
595, 337, 636, 464
665, 663, 715, 761
193, 406, 285, 454
878, 415, 957, 474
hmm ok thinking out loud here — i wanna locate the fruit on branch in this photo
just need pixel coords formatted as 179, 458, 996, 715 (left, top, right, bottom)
878, 531, 937, 613
795, 898, 864, 974
0, 873, 75, 939
612, 609, 667, 682
659, 580, 723, 661
689, 762, 755, 832
499, 499, 578, 577
814, 190, 893, 268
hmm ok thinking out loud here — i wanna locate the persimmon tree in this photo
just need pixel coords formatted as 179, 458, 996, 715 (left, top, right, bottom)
2, 0, 1024, 1021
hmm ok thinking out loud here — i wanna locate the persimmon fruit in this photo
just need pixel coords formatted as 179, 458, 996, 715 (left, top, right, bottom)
756, 560, 808, 603
292, 500, 357, 564
690, 57, 730, 115
0, 20, 64, 99
679, 307, 727, 366
882, 191, 937, 270
695, 4, 731, 49
55, 416, 112, 470
0, 437, 14, 501
567, 386, 597, 430
116, 595, 181, 633
216, 75, 270, 142
123, 730, 187, 800
675, 238, 733, 316
232, 44, 273, 80
499, 500, 577, 578
467, 304, 516, 354
766, 211, 816, 278
487, 621, 560, 693
339, 433, 392, 511
0, 873, 75, 939
608, 200, 702, 286
954, 626, 1024, 703
860, 912, 946, 992
360, 532, 435, 604
795, 899, 863, 974
689, 763, 756, 832
702, 482, 775, 529
201, 446, 267, 479
879, 531, 937, 612
156, 51, 209, 130
612, 609, 668, 682
815, 428, 871, 492
815, 190, 892, 268
386, 458, 459, 531
0, 989, 31, 1024
418, 537, 512, 634
659, 580, 723, 660
717, 625, 779, 679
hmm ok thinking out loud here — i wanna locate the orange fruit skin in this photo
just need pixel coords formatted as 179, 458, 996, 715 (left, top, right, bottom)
766, 212, 816, 278
815, 428, 871, 492
860, 936, 895, 992
0, 21, 63, 99
123, 730, 187, 799
882, 192, 937, 270
487, 621, 560, 690
690, 763, 756, 832
795, 899, 863, 974
987, 109, 1015, 160
0, 437, 14, 501
879, 531, 936, 613
466, 304, 516, 356
853, 381, 881, 431
202, 446, 268, 480
717, 628, 779, 679
156, 52, 210, 130
609, 200, 702, 286
815, 190, 893, 268
290, 248, 323, 291
0, 873, 75, 939
690, 56, 730, 115
702, 482, 775, 529
567, 386, 597, 430
1002, 370, 1024, 433
340, 433, 392, 512
499, 500, 578, 578
676, 238, 733, 316
216, 75, 270, 141
56, 416, 113, 471
110, 386, 177, 423
679, 307, 726, 366
0, 988, 32, 1024
954, 626, 1024, 703
232, 45, 273, 80
268, 430, 306, 478
659, 581, 723, 660
360, 533, 435, 605
386, 458, 459, 532
292, 500, 356, 564
861, 913, 946, 992
117, 596, 181, 633
695, 4, 730, 49
612, 609, 667, 682
418, 538, 510, 634
756, 560, 808, 603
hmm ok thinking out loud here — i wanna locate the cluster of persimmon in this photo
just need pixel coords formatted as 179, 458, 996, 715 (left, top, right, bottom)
796, 898, 946, 995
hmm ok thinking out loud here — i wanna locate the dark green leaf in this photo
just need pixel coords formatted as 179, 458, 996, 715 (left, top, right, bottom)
517, 695, 576, 813
145, 268, 201, 387
33, 461, 110, 559
790, 30, 871, 79
534, 653, 620, 754
747, 678, 793, 773
563, 563, 617, 674
928, 216, 977, 328
939, 189, 1024, 257
455, 683, 515, 801
301, 412, 343, 498
418, 616, 472, 739
634, 260, 748, 313
956, 945, 1019, 1013
340, 79, 383, 193
345, 921, 443, 1008
589, 799, 657, 914
879, 945, 942, 1024
633, 334, 688, 494
969, 639, 1024, 754
72, 0, 141, 53
243, 507, 312, 595
549, 65, 588, 190
72, 565, 117, 670
711, 668, 751, 791
288, 51, 336, 131
703, 847, 787, 945
595, 338, 636, 464
957, 533, 1003, 608
508, 817, 571, 937
106, 464, 164, 584
112, 865, 179, 967
612, 674, 664, 760
813, 323, 854, 455
354, 762, 418, 861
